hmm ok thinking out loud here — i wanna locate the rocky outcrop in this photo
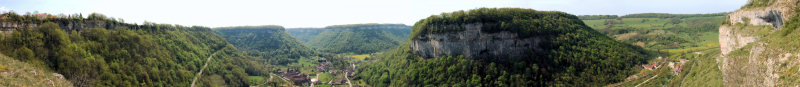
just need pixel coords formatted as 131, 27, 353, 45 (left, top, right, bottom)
410, 23, 542, 58
718, 25, 762, 55
0, 21, 135, 34
0, 21, 39, 34
719, 0, 798, 55
726, 9, 785, 29
719, 7, 790, 55
718, 0, 800, 86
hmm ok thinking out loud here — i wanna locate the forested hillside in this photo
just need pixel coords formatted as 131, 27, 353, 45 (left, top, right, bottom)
0, 12, 265, 87
297, 24, 410, 54
213, 26, 315, 65
356, 8, 653, 86
285, 28, 328, 42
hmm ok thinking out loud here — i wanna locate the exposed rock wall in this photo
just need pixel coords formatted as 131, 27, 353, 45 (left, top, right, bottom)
0, 21, 38, 34
410, 23, 542, 58
0, 21, 135, 34
719, 0, 798, 55
718, 0, 799, 86
726, 9, 785, 29
719, 8, 789, 55
718, 25, 761, 55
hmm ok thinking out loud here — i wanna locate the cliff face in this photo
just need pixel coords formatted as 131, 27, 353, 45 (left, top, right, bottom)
410, 23, 542, 58
718, 0, 800, 86
0, 21, 135, 34
719, 8, 788, 55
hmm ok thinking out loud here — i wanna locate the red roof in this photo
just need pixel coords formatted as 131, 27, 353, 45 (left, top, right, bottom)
643, 64, 657, 70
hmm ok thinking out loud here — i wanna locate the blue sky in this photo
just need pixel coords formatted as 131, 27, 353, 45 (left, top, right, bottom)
0, 0, 747, 28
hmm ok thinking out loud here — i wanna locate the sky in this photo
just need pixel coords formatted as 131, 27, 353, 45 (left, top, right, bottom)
0, 0, 748, 28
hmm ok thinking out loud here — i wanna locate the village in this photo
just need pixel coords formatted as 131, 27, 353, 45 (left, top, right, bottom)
641, 57, 690, 75
257, 53, 374, 87
613, 50, 707, 87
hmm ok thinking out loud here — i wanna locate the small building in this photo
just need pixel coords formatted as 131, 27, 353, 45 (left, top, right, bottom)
0, 13, 7, 18
310, 78, 318, 83
671, 64, 684, 75
642, 64, 658, 70
330, 79, 348, 85
36, 13, 48, 18
280, 70, 310, 86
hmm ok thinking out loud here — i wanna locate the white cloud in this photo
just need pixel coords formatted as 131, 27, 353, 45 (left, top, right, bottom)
0, 6, 6, 12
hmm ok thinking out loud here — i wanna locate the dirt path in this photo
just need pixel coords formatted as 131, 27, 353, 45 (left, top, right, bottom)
311, 73, 320, 87
345, 72, 352, 87
253, 75, 273, 87
271, 73, 291, 85
679, 60, 698, 87
636, 75, 659, 87
190, 52, 218, 87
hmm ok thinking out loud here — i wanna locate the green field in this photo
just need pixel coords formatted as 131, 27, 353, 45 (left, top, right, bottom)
248, 76, 267, 85
584, 16, 725, 30
317, 73, 335, 82
348, 54, 371, 60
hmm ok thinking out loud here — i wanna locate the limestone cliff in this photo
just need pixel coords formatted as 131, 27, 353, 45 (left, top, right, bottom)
719, 7, 790, 55
0, 20, 136, 34
410, 23, 542, 58
718, 0, 800, 86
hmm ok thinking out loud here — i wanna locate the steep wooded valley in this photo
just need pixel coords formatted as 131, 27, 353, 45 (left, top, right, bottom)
1, 0, 800, 86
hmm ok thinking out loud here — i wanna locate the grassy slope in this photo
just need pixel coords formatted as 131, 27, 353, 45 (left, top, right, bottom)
612, 49, 723, 86
0, 53, 73, 87
681, 49, 724, 86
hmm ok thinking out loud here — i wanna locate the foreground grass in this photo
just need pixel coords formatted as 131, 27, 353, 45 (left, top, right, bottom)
0, 53, 73, 87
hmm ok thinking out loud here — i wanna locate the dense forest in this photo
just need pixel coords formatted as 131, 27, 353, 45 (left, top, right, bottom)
213, 26, 315, 66
0, 12, 265, 86
356, 8, 654, 86
297, 24, 410, 54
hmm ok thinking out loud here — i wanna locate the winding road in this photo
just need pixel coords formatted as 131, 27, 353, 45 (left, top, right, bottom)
636, 75, 659, 87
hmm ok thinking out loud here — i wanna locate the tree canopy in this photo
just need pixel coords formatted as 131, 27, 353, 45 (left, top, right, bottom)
0, 13, 265, 87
